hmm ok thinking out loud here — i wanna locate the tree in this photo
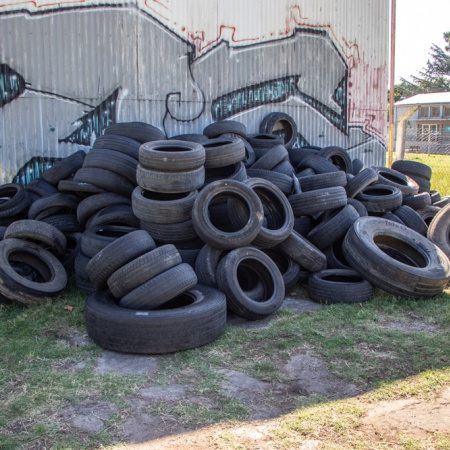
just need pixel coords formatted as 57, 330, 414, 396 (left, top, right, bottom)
394, 31, 450, 101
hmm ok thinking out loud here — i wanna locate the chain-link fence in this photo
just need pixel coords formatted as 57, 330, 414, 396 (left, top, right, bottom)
401, 128, 450, 197
404, 128, 450, 155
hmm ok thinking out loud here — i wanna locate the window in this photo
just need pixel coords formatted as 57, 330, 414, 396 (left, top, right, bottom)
444, 105, 450, 118
431, 106, 441, 118
417, 123, 441, 141
419, 106, 429, 118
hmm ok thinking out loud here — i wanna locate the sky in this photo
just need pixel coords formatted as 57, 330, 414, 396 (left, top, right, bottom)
394, 0, 450, 83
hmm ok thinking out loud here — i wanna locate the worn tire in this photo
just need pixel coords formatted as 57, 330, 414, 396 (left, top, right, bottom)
0, 238, 67, 305
343, 216, 450, 298
259, 112, 297, 150
216, 246, 285, 320
308, 269, 374, 304
427, 203, 450, 260
85, 285, 227, 354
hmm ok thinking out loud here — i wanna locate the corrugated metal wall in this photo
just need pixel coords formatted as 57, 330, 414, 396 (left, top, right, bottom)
0, 0, 389, 183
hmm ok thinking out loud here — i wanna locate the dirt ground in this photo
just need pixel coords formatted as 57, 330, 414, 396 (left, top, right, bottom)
58, 298, 450, 449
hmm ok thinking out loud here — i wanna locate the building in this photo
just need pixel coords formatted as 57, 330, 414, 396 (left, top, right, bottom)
1, 1, 389, 183
394, 92, 450, 155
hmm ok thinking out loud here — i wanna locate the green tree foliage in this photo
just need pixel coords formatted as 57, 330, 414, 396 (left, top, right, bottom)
394, 31, 450, 101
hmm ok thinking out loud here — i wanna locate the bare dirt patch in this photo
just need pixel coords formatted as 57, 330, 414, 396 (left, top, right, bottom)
360, 387, 450, 443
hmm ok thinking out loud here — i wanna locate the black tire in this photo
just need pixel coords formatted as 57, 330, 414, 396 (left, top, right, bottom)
81, 225, 138, 258
393, 205, 428, 236
343, 216, 450, 298
85, 204, 140, 229
202, 138, 246, 169
216, 246, 285, 320
246, 169, 294, 195
140, 219, 199, 244
25, 178, 59, 198
427, 203, 450, 260
83, 148, 138, 183
298, 171, 347, 192
104, 121, 166, 143
402, 192, 432, 210
0, 188, 30, 219
242, 139, 256, 168
132, 187, 197, 224
41, 150, 86, 185
391, 159, 432, 181
293, 215, 314, 236
57, 179, 108, 197
345, 167, 379, 198
170, 133, 209, 143
323, 236, 353, 270
296, 154, 340, 174
231, 177, 294, 248
306, 204, 360, 250
85, 285, 226, 354
262, 248, 301, 293
74, 251, 91, 280
288, 186, 348, 216
120, 263, 198, 310
417, 205, 441, 226
203, 120, 247, 139
40, 214, 83, 233
259, 112, 297, 150
288, 147, 319, 166
203, 162, 247, 187
250, 145, 289, 171
318, 146, 353, 173
430, 190, 441, 204
247, 134, 285, 151
272, 160, 296, 176
85, 230, 156, 289
351, 158, 364, 175
308, 269, 374, 304
93, 134, 141, 159
0, 238, 67, 305
194, 244, 227, 288
409, 175, 431, 194
0, 183, 28, 212
346, 198, 368, 217
28, 193, 80, 221
355, 185, 403, 213
192, 179, 264, 250
107, 244, 182, 299
139, 140, 205, 171
136, 164, 205, 194
74, 167, 135, 197
77, 193, 131, 227
61, 232, 82, 275
434, 197, 450, 209
373, 166, 419, 197
4, 219, 67, 257
276, 230, 327, 272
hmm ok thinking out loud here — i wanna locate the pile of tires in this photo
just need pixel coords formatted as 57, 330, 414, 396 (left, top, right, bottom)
0, 116, 449, 355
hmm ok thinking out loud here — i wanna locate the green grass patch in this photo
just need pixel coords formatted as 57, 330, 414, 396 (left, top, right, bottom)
401, 152, 450, 196
1, 278, 449, 448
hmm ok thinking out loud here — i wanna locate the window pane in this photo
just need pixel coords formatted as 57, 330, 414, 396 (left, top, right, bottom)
419, 106, 429, 117
431, 106, 440, 117
444, 106, 450, 117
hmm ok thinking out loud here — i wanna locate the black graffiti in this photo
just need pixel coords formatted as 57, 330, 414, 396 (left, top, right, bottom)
59, 88, 120, 145
0, 64, 26, 107
212, 76, 301, 122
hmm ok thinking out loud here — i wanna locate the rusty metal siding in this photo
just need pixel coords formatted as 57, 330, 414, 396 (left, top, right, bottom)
0, 1, 389, 183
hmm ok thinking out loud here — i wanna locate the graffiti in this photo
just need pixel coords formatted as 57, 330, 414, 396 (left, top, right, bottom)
59, 88, 119, 145
0, 2, 387, 182
0, 64, 26, 107
13, 156, 60, 185
212, 76, 300, 122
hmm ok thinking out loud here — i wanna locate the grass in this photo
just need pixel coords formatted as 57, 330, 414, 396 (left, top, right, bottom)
399, 152, 450, 196
0, 153, 449, 448
1, 280, 449, 449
